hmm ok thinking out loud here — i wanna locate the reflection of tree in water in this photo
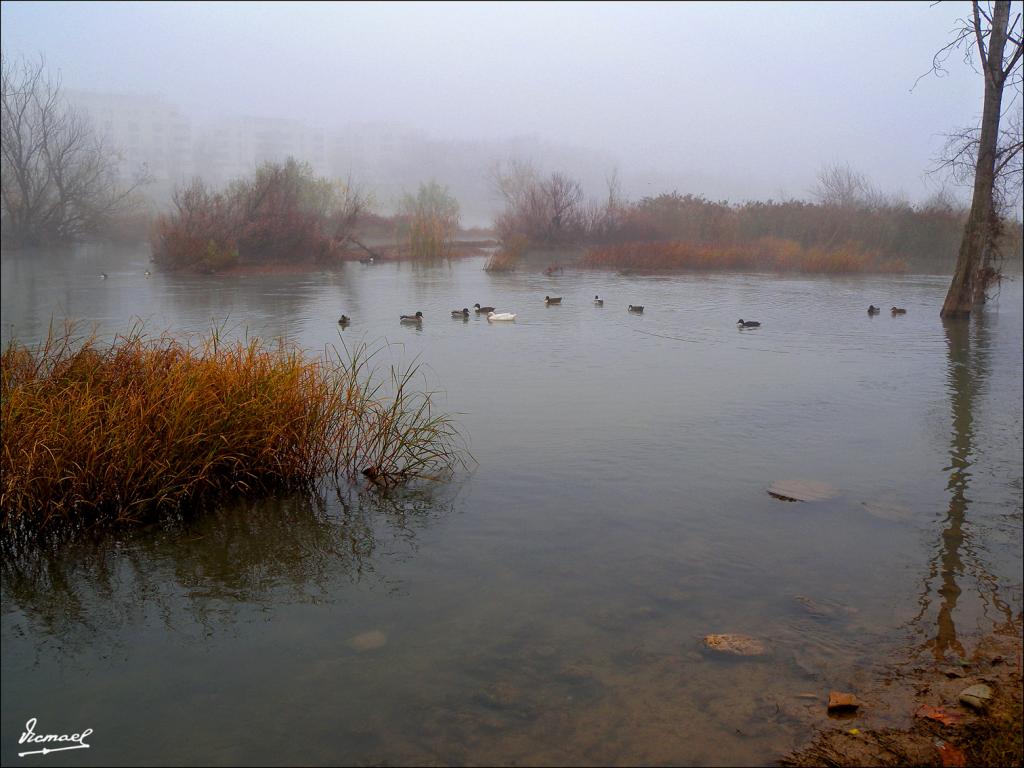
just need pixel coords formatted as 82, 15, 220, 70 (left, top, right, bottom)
160, 264, 358, 345
911, 314, 1015, 661
0, 483, 453, 655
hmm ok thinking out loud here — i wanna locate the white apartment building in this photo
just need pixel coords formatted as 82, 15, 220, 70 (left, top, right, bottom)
64, 91, 330, 205
65, 90, 193, 205
194, 115, 327, 187
58, 91, 615, 226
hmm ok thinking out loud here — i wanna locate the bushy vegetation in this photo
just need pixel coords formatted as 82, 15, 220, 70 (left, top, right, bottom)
398, 181, 460, 260
151, 158, 368, 272
616, 191, 972, 269
1, 323, 468, 532
488, 160, 1023, 274
485, 234, 527, 272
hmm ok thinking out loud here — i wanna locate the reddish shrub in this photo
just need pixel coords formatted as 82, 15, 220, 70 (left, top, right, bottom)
152, 159, 366, 272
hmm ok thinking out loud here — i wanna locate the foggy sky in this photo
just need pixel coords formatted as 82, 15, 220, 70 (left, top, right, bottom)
1, 1, 992, 206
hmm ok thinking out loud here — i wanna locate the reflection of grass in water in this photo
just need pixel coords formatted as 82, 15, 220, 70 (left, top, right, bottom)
1, 320, 469, 532
0, 483, 455, 646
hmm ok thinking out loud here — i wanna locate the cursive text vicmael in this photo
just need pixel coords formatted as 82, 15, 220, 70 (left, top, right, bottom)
18, 718, 93, 746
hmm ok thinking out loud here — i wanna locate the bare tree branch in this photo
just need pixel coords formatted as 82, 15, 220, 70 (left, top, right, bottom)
937, 1, 1020, 316
1, 53, 148, 246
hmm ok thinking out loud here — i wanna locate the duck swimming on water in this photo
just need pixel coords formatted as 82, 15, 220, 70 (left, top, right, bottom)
338, 315, 350, 325
867, 305, 880, 315
594, 295, 604, 306
474, 303, 495, 313
891, 306, 907, 315
628, 305, 644, 314
738, 319, 761, 328
451, 308, 469, 318
400, 311, 424, 324
545, 296, 562, 305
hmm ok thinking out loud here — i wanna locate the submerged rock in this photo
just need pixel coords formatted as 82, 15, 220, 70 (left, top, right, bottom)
472, 681, 541, 721
793, 594, 838, 619
768, 479, 838, 502
473, 681, 522, 711
958, 683, 992, 711
827, 691, 861, 713
860, 499, 914, 523
349, 629, 387, 652
702, 633, 768, 657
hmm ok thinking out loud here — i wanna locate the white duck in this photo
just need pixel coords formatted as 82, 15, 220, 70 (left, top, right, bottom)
487, 311, 517, 322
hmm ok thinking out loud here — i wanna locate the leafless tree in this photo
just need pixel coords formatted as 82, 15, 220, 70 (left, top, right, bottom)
585, 166, 628, 241
921, 1, 1023, 316
489, 159, 587, 246
543, 172, 585, 239
920, 185, 970, 216
1, 53, 148, 247
486, 157, 540, 209
934, 116, 1023, 216
323, 176, 373, 261
811, 163, 891, 210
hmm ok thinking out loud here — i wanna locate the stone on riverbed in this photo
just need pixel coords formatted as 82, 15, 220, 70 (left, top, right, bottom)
768, 479, 838, 502
793, 594, 839, 619
860, 499, 914, 523
349, 629, 387, 652
702, 633, 768, 656
958, 683, 992, 711
827, 691, 861, 713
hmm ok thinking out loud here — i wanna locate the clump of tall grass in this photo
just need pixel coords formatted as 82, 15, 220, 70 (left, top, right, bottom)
485, 234, 527, 272
399, 181, 460, 261
1, 322, 468, 531
581, 237, 907, 274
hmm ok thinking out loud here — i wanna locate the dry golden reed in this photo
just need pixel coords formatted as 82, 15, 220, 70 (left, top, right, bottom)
1, 322, 468, 531
582, 237, 908, 274
485, 234, 528, 272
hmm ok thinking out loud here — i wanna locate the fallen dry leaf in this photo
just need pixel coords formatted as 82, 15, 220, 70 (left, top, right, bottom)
937, 741, 967, 767
916, 704, 964, 726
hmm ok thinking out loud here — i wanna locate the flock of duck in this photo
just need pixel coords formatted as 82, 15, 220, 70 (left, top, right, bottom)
337, 299, 909, 328
336, 294, 776, 328
100, 270, 907, 327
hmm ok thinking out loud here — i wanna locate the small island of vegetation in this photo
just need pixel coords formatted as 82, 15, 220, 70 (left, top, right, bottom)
0, 323, 468, 534
483, 160, 1023, 277
150, 159, 487, 273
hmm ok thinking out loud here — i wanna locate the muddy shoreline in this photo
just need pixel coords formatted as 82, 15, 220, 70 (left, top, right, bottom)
781, 618, 1023, 767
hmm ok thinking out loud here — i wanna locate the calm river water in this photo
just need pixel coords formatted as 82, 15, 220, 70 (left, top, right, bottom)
2, 245, 1022, 766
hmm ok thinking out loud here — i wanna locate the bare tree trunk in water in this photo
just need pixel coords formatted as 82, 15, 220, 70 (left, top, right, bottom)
972, 240, 992, 306
941, 1, 1013, 318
